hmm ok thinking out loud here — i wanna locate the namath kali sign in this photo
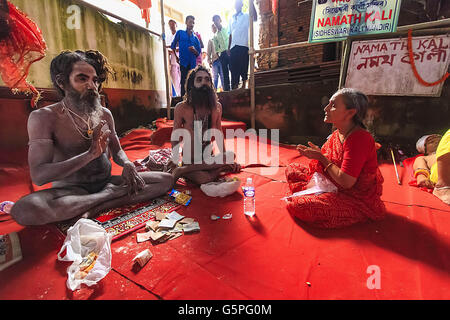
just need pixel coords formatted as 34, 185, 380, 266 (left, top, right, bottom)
345, 35, 450, 96
309, 0, 402, 43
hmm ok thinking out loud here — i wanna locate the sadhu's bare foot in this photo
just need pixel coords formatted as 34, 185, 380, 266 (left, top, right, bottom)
164, 161, 178, 173
80, 211, 97, 220
433, 186, 450, 205
171, 166, 184, 180
79, 183, 129, 219
103, 182, 129, 197
222, 163, 242, 173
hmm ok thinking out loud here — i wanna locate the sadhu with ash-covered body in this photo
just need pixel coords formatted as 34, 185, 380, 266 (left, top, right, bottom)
285, 88, 386, 228
11, 50, 174, 226
170, 65, 241, 185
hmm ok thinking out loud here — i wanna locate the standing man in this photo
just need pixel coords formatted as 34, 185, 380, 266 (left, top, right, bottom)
10, 50, 174, 226
166, 19, 181, 97
207, 23, 224, 91
228, 0, 257, 90
195, 31, 204, 66
171, 15, 201, 97
212, 14, 231, 91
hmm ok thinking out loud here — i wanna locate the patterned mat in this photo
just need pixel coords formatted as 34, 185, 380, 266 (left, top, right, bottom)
56, 197, 181, 241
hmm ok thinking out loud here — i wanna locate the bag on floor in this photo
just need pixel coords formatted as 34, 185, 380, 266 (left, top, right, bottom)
200, 177, 241, 198
282, 172, 337, 201
57, 218, 113, 291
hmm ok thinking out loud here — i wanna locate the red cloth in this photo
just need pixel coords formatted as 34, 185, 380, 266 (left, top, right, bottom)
0, 1, 46, 107
1, 128, 450, 299
285, 129, 386, 228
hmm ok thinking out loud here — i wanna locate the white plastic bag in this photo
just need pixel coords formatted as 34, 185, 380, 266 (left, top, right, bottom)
200, 178, 241, 197
57, 218, 113, 291
282, 172, 338, 201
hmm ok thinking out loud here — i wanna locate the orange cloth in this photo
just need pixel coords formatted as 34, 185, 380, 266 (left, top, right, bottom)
122, 0, 152, 24
272, 0, 278, 15
0, 1, 46, 107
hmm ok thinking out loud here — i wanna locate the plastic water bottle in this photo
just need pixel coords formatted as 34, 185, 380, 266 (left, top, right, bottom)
243, 177, 255, 217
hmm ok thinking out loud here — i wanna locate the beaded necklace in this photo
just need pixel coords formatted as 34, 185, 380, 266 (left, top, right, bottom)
61, 100, 93, 140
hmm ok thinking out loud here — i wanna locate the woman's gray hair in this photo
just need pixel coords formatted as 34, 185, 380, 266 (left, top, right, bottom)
332, 88, 368, 128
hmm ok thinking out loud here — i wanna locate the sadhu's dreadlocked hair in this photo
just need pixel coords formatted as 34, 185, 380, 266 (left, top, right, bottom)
0, 0, 10, 41
50, 50, 114, 97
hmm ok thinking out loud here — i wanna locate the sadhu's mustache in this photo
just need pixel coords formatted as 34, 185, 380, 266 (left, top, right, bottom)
65, 87, 102, 115
81, 89, 100, 100
66, 87, 99, 101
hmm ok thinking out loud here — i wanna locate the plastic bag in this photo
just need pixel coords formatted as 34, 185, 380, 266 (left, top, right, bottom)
282, 172, 337, 201
57, 218, 113, 291
200, 178, 241, 198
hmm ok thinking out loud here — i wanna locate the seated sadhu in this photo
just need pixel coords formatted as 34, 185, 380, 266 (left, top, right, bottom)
10, 50, 174, 226
413, 130, 450, 205
170, 65, 241, 185
285, 88, 386, 228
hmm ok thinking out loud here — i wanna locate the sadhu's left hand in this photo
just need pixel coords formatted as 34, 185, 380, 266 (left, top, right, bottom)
296, 142, 323, 160
122, 161, 146, 195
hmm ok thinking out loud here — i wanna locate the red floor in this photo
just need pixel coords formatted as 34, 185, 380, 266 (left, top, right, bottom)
0, 124, 449, 300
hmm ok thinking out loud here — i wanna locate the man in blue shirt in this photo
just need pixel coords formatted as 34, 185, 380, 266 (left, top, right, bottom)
228, 0, 257, 90
171, 15, 201, 97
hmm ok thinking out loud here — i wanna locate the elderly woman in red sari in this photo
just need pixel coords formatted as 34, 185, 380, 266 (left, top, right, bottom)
285, 88, 386, 228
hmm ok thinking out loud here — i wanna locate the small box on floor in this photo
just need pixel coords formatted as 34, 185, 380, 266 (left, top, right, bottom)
169, 189, 192, 206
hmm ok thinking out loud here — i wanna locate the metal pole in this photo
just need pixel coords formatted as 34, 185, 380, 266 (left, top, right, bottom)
249, 0, 255, 129
255, 40, 321, 54
159, 0, 172, 119
338, 39, 349, 89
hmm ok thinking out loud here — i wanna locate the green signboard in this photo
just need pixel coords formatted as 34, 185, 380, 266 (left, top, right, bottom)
309, 0, 402, 43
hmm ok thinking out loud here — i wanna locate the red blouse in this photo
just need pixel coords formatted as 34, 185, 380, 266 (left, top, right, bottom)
341, 129, 378, 178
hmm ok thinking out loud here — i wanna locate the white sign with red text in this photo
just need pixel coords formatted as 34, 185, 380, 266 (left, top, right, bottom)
345, 35, 450, 96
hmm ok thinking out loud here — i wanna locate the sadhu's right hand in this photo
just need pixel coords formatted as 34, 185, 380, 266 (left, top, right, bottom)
89, 120, 111, 159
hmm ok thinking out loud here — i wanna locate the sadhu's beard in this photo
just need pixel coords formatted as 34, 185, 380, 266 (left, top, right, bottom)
187, 85, 217, 111
65, 86, 102, 120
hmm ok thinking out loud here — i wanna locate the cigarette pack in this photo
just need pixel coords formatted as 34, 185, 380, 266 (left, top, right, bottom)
169, 189, 192, 206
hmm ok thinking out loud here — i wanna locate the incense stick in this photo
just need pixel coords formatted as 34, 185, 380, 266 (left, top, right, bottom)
390, 148, 402, 185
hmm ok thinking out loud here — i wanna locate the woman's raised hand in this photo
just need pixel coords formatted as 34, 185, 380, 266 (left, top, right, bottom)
297, 142, 323, 160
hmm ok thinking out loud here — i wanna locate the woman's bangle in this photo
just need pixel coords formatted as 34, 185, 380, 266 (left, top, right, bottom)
414, 169, 430, 179
324, 162, 333, 172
